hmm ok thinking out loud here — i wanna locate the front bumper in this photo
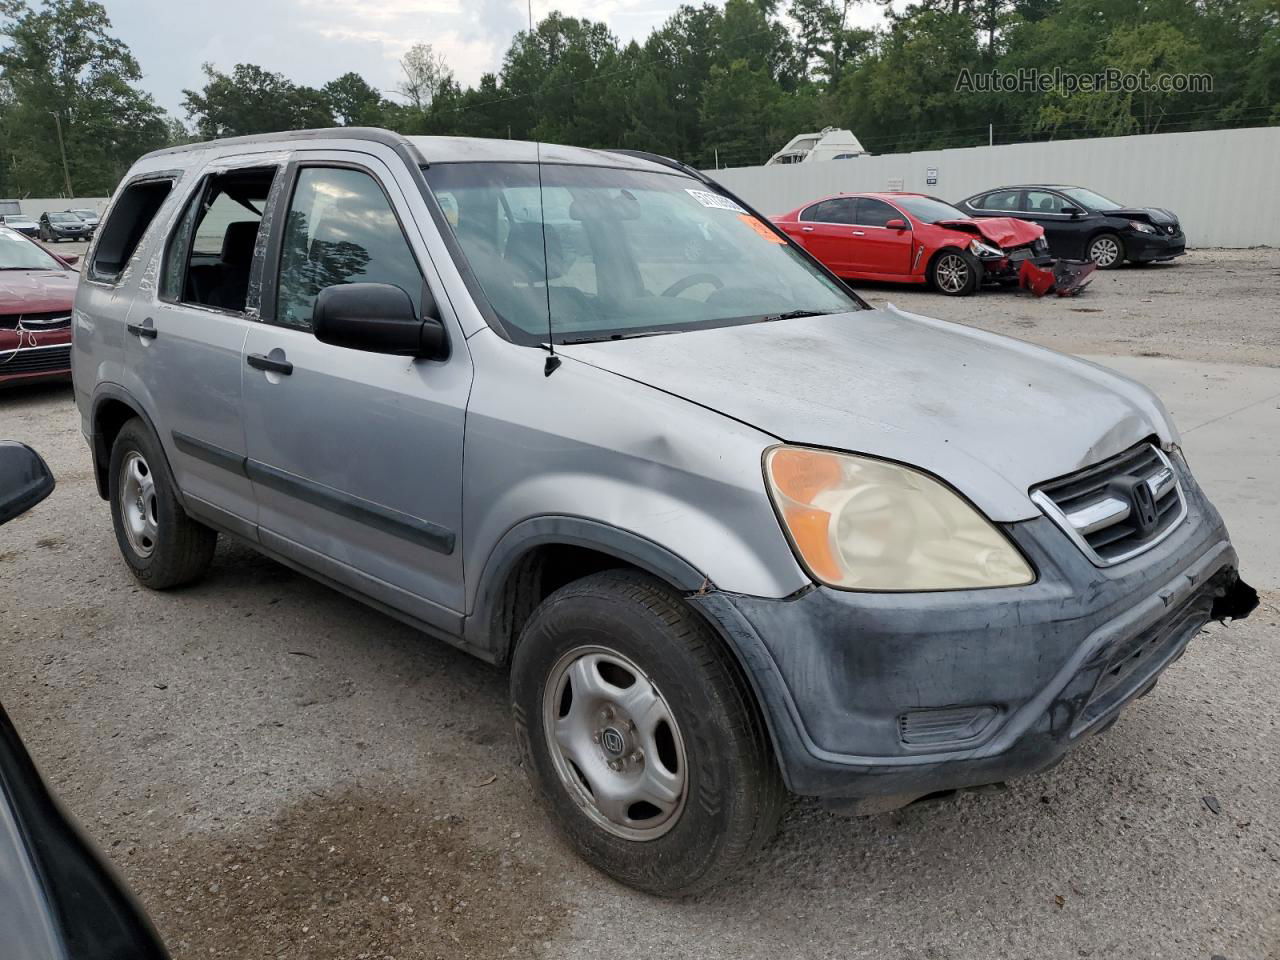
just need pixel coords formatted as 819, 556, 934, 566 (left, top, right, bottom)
693, 461, 1251, 800
0, 328, 73, 386
1125, 230, 1185, 262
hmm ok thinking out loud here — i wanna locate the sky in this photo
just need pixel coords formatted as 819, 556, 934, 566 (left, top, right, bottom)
102, 0, 887, 120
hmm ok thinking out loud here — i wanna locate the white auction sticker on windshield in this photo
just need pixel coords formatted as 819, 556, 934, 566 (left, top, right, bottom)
686, 189, 745, 213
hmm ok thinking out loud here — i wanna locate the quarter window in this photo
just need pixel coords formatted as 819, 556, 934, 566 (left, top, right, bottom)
275, 167, 423, 331
89, 178, 173, 283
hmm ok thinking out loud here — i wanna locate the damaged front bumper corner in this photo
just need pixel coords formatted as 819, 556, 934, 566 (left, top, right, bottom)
1019, 258, 1097, 297
690, 468, 1253, 806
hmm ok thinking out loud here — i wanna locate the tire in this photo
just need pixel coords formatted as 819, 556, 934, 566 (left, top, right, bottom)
108, 418, 216, 589
510, 569, 785, 897
928, 248, 981, 295
1087, 232, 1125, 268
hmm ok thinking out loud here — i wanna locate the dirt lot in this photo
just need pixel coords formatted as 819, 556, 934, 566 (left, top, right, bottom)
2, 248, 1278, 960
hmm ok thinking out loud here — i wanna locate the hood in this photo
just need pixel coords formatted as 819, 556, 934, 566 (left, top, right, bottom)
558, 308, 1176, 522
1104, 207, 1178, 227
0, 271, 77, 314
935, 216, 1042, 249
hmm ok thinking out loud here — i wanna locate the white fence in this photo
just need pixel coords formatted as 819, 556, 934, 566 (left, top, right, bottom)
705, 126, 1280, 248
4, 197, 110, 219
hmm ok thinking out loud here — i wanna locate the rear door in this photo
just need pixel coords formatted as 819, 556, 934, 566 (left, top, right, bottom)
122, 156, 284, 535
845, 198, 913, 275
794, 198, 859, 275
240, 150, 471, 633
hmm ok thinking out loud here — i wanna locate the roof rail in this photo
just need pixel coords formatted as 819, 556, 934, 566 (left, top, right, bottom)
141, 126, 415, 161
604, 149, 717, 186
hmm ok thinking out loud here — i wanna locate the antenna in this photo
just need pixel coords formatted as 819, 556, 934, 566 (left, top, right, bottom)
536, 138, 560, 376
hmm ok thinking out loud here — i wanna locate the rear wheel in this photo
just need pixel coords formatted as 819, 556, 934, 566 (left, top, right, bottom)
929, 249, 981, 296
1087, 232, 1125, 268
108, 419, 216, 589
510, 570, 784, 897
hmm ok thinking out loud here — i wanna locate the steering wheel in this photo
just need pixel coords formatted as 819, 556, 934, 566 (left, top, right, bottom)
661, 273, 725, 298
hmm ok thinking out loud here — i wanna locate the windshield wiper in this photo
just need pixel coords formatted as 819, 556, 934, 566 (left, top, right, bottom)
560, 330, 679, 345
757, 309, 831, 323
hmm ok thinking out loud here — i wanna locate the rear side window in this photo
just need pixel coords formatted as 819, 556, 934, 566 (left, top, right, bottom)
800, 198, 857, 224
977, 190, 1022, 211
89, 178, 173, 283
161, 167, 278, 314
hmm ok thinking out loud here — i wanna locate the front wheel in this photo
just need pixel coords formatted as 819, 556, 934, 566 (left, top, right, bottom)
510, 570, 784, 897
929, 249, 981, 295
1087, 232, 1125, 268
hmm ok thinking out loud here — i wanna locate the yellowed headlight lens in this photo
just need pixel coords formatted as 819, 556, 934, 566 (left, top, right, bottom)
764, 446, 1034, 591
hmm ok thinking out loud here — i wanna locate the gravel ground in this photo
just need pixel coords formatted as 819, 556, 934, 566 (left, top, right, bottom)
1, 247, 1277, 960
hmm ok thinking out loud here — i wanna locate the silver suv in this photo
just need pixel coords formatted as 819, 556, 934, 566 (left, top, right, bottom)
72, 129, 1255, 896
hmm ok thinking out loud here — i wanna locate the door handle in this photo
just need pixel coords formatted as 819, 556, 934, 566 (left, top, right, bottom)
852, 230, 866, 236
126, 320, 157, 339
247, 353, 293, 375
801, 226, 814, 232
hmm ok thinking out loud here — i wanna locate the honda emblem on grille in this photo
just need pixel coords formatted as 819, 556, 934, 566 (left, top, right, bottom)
1112, 475, 1160, 536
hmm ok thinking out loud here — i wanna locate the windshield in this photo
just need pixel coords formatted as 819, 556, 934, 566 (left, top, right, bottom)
422, 162, 858, 344
1060, 187, 1123, 211
891, 195, 969, 223
0, 229, 61, 269
48, 212, 79, 223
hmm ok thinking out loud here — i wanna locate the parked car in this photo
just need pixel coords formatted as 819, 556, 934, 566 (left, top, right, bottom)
66, 208, 101, 232
74, 129, 1255, 897
956, 185, 1185, 268
1, 226, 77, 388
0, 441, 170, 960
37, 211, 90, 243
771, 192, 1050, 295
0, 214, 40, 238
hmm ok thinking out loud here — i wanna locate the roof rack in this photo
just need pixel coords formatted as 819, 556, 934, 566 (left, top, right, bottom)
141, 126, 414, 161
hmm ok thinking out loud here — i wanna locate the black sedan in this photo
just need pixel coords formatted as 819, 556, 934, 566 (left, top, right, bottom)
956, 185, 1184, 268
37, 211, 91, 243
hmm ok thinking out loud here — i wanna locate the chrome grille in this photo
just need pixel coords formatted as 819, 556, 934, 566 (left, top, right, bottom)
0, 311, 72, 330
1031, 442, 1186, 566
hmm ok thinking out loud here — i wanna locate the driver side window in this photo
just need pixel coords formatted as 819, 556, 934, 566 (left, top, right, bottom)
275, 167, 424, 331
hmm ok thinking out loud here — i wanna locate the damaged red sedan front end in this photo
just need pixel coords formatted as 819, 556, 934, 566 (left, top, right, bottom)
0, 228, 77, 389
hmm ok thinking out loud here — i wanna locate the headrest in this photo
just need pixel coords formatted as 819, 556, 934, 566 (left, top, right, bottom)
221, 221, 260, 267
504, 221, 564, 282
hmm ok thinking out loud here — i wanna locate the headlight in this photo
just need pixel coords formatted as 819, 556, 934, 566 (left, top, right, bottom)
968, 238, 1004, 258
1033, 236, 1049, 254
1128, 220, 1157, 234
764, 446, 1035, 591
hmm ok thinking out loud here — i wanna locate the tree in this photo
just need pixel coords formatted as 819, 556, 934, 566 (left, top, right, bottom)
397, 43, 453, 112
323, 71, 386, 126
182, 63, 334, 138
0, 0, 171, 196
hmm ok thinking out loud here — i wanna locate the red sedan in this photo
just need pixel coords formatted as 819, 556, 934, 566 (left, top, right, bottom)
772, 192, 1050, 296
0, 226, 78, 388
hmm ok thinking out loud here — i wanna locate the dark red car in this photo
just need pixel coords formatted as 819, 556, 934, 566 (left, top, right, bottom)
0, 226, 78, 388
772, 192, 1050, 296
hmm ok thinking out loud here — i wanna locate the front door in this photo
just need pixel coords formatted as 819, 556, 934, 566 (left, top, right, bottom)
240, 152, 471, 633
846, 198, 913, 276
1021, 190, 1087, 256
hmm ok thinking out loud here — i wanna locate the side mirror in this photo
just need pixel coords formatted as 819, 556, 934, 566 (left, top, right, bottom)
884, 218, 908, 230
312, 283, 448, 360
1061, 206, 1083, 217
0, 442, 55, 525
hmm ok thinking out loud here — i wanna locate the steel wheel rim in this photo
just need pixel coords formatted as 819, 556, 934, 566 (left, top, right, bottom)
1090, 236, 1120, 266
119, 451, 159, 559
542, 644, 688, 841
936, 253, 969, 293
